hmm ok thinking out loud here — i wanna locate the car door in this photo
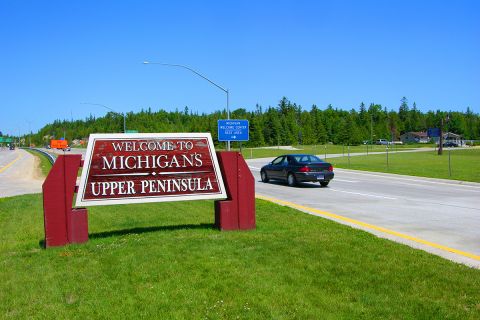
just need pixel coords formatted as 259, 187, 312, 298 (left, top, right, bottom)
268, 156, 286, 179
283, 155, 296, 180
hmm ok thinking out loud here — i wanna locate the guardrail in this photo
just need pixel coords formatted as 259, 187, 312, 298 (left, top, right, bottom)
29, 148, 57, 165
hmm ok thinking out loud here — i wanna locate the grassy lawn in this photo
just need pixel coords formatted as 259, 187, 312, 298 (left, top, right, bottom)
1, 195, 479, 319
236, 144, 422, 159
330, 148, 480, 183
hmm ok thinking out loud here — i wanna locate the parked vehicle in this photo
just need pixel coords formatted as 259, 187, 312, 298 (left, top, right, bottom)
443, 141, 458, 147
375, 139, 389, 145
9, 144, 15, 150
260, 154, 334, 187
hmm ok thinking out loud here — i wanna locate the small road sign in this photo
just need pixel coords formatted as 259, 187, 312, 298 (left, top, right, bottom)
217, 119, 249, 142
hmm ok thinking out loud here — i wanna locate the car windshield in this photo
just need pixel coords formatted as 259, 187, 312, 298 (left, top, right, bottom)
294, 155, 323, 164
271, 156, 285, 165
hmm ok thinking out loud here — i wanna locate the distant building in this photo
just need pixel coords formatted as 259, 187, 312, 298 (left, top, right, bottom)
400, 132, 430, 144
72, 139, 87, 146
432, 132, 463, 146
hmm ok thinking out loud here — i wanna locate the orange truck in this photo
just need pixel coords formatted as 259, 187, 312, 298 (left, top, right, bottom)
50, 140, 68, 149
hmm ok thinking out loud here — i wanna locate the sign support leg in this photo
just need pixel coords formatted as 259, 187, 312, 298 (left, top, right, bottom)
214, 152, 255, 230
43, 154, 88, 247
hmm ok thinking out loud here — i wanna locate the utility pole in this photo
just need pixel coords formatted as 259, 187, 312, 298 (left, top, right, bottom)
370, 114, 373, 145
438, 114, 450, 155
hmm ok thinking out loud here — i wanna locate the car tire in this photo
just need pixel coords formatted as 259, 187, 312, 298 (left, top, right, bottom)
287, 173, 297, 187
320, 181, 329, 187
261, 170, 269, 183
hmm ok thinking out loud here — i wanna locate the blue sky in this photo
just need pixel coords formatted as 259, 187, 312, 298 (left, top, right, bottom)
1, 0, 479, 135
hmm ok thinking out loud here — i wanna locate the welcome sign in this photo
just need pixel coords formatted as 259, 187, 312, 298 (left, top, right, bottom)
76, 133, 226, 206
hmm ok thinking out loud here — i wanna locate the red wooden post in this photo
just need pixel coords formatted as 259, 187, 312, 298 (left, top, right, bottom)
43, 154, 88, 247
215, 152, 255, 230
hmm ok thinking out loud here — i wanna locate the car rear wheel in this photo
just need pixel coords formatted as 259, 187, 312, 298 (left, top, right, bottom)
320, 181, 329, 187
261, 170, 269, 183
287, 173, 297, 187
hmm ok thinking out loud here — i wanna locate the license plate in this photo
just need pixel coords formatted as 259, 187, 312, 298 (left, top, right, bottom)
316, 174, 324, 180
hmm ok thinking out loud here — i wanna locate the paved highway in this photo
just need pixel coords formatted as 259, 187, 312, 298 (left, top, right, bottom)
248, 157, 480, 268
0, 148, 44, 197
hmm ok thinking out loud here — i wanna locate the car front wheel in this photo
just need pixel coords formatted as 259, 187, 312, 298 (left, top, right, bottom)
287, 173, 297, 187
261, 170, 269, 183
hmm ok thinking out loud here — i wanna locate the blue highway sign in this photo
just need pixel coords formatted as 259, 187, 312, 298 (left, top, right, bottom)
218, 119, 249, 141
427, 128, 440, 137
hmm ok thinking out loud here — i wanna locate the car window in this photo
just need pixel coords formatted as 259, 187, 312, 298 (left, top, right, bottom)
271, 156, 285, 165
294, 155, 323, 163
308, 155, 323, 163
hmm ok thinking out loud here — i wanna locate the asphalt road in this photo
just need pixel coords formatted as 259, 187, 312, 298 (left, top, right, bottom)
16, 147, 480, 267
247, 157, 480, 268
0, 148, 44, 197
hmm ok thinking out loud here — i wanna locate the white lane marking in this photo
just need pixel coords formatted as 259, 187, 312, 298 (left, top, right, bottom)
374, 179, 480, 193
334, 169, 480, 190
329, 188, 397, 200
334, 179, 358, 183
249, 166, 261, 171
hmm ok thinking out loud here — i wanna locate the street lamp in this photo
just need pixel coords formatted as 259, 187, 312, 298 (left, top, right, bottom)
26, 120, 32, 147
81, 102, 126, 133
143, 61, 230, 151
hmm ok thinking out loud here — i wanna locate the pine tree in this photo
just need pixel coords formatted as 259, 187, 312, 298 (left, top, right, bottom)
30, 97, 480, 147
248, 113, 265, 146
399, 97, 409, 133
300, 111, 316, 145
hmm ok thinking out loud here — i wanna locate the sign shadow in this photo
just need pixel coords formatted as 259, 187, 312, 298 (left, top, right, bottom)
90, 223, 216, 240
39, 223, 215, 247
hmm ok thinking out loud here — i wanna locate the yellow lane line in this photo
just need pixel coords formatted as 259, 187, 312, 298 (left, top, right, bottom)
256, 194, 480, 261
0, 154, 23, 174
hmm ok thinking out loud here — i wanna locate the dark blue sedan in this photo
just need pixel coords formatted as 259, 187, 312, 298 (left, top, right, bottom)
260, 154, 334, 187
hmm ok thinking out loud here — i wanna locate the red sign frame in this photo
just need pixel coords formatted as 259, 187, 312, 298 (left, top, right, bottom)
75, 133, 226, 206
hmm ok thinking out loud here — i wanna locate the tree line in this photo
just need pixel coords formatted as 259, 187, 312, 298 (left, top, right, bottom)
30, 97, 479, 147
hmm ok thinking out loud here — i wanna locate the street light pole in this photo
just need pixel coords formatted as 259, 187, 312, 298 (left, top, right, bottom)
27, 121, 32, 147
81, 102, 126, 133
226, 89, 230, 123
143, 61, 231, 151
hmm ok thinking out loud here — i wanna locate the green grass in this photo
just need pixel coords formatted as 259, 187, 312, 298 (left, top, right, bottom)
1, 194, 479, 319
234, 143, 422, 159
330, 148, 480, 182
25, 149, 53, 177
